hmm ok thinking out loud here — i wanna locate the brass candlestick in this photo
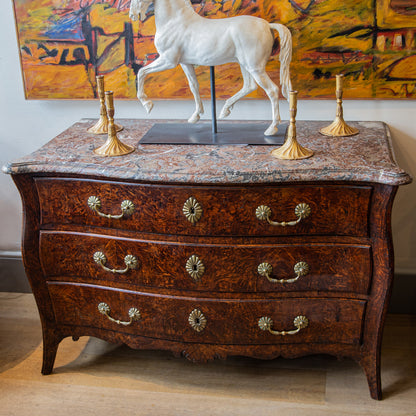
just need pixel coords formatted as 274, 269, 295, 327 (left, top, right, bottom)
87, 75, 123, 134
319, 74, 359, 137
271, 91, 314, 160
93, 91, 134, 157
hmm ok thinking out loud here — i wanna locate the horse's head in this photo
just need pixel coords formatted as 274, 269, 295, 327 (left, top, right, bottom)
129, 0, 152, 22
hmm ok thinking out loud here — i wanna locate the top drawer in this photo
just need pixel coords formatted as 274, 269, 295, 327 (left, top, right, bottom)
35, 178, 371, 237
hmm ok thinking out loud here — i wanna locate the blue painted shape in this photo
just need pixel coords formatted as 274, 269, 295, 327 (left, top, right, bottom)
44, 11, 85, 41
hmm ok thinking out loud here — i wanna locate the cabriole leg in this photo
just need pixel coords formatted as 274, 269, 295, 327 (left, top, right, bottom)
41, 327, 62, 375
360, 351, 382, 400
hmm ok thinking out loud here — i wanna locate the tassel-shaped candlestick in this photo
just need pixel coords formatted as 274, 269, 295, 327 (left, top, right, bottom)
93, 91, 134, 157
88, 75, 123, 134
319, 74, 358, 137
271, 91, 313, 160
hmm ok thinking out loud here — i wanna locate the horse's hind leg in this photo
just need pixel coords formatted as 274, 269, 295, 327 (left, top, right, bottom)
219, 66, 257, 119
249, 69, 281, 136
181, 64, 204, 123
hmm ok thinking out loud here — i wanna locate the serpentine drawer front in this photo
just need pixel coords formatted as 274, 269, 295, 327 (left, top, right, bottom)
35, 178, 372, 237
40, 231, 372, 294
48, 283, 367, 346
6, 120, 411, 400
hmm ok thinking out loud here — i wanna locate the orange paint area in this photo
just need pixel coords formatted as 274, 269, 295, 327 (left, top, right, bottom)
13, 0, 416, 99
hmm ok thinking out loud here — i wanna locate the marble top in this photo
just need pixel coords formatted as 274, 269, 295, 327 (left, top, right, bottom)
4, 119, 412, 186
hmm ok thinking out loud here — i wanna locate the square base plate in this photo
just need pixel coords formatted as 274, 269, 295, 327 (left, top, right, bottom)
139, 122, 288, 145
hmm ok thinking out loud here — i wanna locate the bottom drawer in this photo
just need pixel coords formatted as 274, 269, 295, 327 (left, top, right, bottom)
48, 283, 366, 346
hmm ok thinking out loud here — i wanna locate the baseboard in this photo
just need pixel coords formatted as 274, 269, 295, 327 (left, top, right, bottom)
389, 273, 416, 314
0, 254, 31, 293
0, 255, 415, 314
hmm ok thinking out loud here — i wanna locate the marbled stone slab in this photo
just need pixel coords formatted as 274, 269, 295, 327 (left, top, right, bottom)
4, 119, 412, 185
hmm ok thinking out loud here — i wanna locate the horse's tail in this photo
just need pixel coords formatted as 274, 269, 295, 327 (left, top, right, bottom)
269, 23, 292, 100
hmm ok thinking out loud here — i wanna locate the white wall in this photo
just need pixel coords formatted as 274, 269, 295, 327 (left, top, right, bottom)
1, 0, 415, 272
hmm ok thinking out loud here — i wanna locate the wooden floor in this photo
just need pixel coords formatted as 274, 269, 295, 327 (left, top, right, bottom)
1, 293, 415, 415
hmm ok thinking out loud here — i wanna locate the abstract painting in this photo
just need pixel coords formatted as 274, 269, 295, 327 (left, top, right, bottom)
12, 0, 416, 99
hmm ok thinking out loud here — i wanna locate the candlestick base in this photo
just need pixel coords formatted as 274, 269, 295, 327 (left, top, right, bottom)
87, 117, 123, 135
93, 90, 132, 157
93, 136, 134, 157
319, 117, 359, 137
271, 136, 314, 160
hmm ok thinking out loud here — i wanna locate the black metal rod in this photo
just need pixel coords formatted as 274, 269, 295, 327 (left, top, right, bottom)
210, 66, 217, 135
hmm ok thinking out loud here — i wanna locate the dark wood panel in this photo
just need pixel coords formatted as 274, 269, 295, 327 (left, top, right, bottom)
35, 178, 372, 237
48, 282, 366, 346
40, 231, 372, 294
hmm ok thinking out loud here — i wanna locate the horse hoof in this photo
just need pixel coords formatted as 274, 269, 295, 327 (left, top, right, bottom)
144, 101, 154, 114
188, 114, 200, 124
219, 108, 231, 119
264, 126, 278, 136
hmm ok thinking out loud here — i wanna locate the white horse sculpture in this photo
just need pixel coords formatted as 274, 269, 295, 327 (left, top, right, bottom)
129, 0, 292, 136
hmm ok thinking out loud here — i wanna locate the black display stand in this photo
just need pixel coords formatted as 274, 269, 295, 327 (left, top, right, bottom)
140, 122, 287, 145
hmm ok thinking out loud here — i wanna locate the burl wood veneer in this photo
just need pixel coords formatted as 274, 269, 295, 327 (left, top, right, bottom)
5, 119, 411, 400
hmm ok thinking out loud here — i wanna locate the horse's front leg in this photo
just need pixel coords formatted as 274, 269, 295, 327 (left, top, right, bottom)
180, 64, 204, 123
137, 56, 177, 113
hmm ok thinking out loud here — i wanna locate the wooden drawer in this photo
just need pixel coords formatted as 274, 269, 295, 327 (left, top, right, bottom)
40, 231, 372, 294
35, 178, 371, 237
48, 283, 366, 345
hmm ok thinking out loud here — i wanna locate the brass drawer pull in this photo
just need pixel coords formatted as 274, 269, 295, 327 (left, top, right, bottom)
186, 255, 205, 281
258, 315, 309, 336
183, 197, 203, 224
98, 302, 141, 326
93, 251, 138, 274
87, 196, 135, 219
257, 261, 309, 283
256, 203, 311, 226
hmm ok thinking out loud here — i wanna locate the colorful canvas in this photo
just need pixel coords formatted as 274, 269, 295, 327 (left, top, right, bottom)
13, 0, 416, 99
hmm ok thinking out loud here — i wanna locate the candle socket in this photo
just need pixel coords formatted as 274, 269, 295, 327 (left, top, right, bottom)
319, 74, 359, 137
270, 91, 313, 160
88, 75, 123, 134
93, 91, 134, 157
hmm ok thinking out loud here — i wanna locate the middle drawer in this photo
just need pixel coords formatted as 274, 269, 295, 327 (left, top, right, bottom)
40, 232, 372, 294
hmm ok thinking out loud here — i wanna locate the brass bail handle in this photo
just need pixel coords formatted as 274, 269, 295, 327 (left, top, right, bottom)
258, 315, 309, 336
255, 203, 311, 227
93, 251, 139, 274
258, 261, 310, 284
98, 302, 141, 326
87, 196, 135, 219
